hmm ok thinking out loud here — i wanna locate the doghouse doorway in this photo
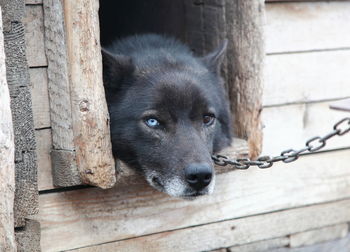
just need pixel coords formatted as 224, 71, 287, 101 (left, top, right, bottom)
99, 0, 186, 47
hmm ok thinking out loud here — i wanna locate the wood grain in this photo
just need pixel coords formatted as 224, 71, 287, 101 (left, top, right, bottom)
43, 0, 80, 187
37, 149, 350, 251
25, 0, 42, 4
290, 223, 348, 248
15, 220, 40, 252
63, 0, 116, 188
266, 2, 350, 54
264, 50, 350, 106
229, 237, 290, 252
1, 0, 39, 227
35, 129, 53, 191
24, 4, 47, 67
270, 233, 350, 252
29, 67, 50, 129
0, 8, 16, 251
71, 199, 350, 252
262, 101, 350, 155
225, 0, 265, 159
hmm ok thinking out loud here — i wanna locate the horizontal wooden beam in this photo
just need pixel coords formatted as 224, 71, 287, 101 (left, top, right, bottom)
36, 149, 350, 251
70, 199, 350, 252
264, 50, 350, 107
266, 1, 350, 54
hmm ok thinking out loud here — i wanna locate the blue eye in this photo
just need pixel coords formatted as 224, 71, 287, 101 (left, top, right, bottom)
145, 118, 160, 128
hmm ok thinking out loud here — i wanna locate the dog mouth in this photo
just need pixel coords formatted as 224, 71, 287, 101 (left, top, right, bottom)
147, 173, 211, 199
181, 191, 208, 200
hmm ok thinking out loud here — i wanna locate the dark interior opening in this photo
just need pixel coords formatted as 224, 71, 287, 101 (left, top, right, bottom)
99, 0, 186, 47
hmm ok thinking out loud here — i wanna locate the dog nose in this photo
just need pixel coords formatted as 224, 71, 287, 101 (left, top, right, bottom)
185, 163, 213, 191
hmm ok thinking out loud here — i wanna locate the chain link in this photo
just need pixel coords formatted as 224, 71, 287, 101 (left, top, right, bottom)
212, 117, 350, 170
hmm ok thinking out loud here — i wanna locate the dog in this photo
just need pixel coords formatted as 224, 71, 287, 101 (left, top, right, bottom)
102, 34, 232, 199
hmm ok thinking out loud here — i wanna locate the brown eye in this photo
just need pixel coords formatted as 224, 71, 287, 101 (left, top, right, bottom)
203, 114, 215, 126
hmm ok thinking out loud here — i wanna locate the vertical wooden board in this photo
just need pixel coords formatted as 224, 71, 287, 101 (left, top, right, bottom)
70, 199, 350, 252
37, 150, 350, 251
15, 219, 40, 252
261, 101, 350, 155
0, 8, 16, 252
43, 0, 74, 151
35, 129, 54, 191
225, 0, 265, 159
1, 0, 39, 226
63, 0, 115, 188
266, 2, 350, 54
43, 0, 81, 187
29, 67, 50, 129
24, 4, 47, 67
264, 50, 350, 106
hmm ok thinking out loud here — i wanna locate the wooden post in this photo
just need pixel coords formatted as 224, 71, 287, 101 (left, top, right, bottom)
184, 0, 264, 159
0, 8, 16, 252
0, 0, 39, 227
64, 0, 116, 188
43, 0, 116, 188
43, 0, 81, 187
225, 0, 265, 159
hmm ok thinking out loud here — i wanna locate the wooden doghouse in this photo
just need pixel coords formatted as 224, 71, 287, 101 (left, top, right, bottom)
1, 0, 350, 251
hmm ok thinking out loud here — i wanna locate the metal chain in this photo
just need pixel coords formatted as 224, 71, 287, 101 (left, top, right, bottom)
212, 117, 350, 170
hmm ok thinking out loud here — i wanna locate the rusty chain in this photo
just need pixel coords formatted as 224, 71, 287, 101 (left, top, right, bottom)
212, 117, 350, 170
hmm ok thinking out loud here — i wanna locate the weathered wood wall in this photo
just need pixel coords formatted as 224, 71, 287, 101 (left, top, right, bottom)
22, 0, 350, 251
0, 8, 16, 251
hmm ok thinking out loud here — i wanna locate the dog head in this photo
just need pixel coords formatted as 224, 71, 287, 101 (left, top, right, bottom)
102, 39, 232, 199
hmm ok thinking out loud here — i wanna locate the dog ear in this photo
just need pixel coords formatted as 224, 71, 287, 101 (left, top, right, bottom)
101, 48, 134, 90
201, 39, 228, 73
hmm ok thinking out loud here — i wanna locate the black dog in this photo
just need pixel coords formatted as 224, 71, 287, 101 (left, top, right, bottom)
102, 34, 232, 199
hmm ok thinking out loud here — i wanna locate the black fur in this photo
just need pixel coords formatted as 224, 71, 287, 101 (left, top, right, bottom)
102, 34, 232, 198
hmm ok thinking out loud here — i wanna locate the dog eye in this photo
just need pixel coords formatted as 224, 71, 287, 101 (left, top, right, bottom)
145, 118, 160, 128
203, 114, 215, 126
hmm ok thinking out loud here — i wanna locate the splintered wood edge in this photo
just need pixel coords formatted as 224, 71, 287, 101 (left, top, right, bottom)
117, 137, 249, 177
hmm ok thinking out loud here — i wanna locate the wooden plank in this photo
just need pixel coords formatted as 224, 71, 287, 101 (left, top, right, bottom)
228, 237, 290, 252
0, 8, 16, 251
290, 223, 348, 248
43, 0, 80, 187
0, 0, 39, 227
63, 0, 116, 188
15, 220, 40, 252
26, 0, 42, 4
24, 4, 47, 67
36, 149, 350, 251
266, 2, 350, 54
262, 101, 350, 155
35, 129, 53, 191
29, 67, 50, 129
270, 234, 350, 252
225, 0, 264, 159
70, 199, 350, 252
264, 50, 350, 106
